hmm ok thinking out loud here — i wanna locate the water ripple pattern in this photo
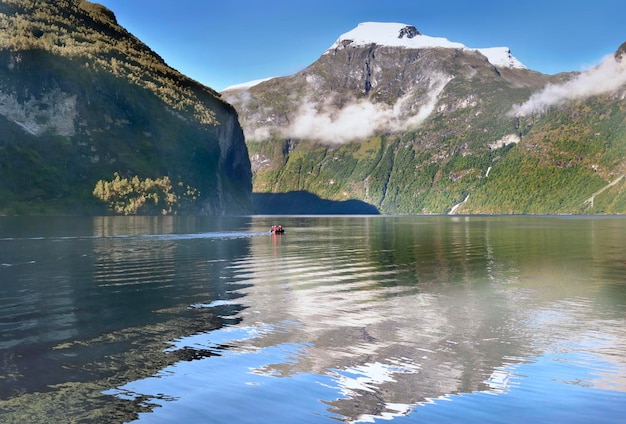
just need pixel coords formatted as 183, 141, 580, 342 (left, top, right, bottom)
1, 216, 625, 423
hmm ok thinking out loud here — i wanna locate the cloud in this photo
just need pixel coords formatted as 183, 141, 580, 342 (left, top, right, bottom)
247, 125, 272, 141
510, 54, 626, 116
280, 75, 451, 144
284, 99, 384, 143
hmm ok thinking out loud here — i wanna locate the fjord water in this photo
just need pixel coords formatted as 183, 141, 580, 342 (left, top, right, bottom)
0, 216, 625, 423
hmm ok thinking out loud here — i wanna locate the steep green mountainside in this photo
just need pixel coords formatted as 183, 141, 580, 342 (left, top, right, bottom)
227, 31, 625, 214
467, 95, 626, 214
0, 0, 252, 214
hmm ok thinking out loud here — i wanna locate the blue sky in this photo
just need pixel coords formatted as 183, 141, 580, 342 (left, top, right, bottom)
96, 0, 625, 91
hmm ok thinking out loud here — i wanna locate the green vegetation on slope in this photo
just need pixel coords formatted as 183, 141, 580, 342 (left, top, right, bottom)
247, 91, 626, 215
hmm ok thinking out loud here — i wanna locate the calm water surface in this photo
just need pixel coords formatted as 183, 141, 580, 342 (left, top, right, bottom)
0, 215, 625, 423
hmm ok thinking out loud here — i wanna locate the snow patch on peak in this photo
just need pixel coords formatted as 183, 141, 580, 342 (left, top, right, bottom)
222, 77, 275, 92
326, 22, 527, 70
326, 22, 466, 51
477, 47, 527, 70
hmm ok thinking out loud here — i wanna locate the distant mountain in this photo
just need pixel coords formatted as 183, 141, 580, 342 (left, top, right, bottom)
224, 22, 626, 214
0, 0, 252, 215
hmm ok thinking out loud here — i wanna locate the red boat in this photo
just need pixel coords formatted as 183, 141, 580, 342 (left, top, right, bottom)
270, 225, 284, 234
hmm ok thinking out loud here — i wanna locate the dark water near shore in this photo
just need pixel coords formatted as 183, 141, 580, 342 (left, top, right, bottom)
0, 215, 625, 423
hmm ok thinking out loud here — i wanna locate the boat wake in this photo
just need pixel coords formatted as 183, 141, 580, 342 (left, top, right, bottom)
0, 231, 270, 242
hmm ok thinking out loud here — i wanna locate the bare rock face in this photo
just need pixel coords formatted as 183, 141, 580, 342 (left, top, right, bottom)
398, 25, 421, 39
0, 88, 77, 136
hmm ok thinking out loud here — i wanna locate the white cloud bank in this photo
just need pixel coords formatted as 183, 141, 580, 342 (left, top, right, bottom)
282, 75, 451, 144
510, 54, 626, 116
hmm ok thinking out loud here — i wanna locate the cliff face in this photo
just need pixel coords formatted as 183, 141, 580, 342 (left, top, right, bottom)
0, 0, 252, 215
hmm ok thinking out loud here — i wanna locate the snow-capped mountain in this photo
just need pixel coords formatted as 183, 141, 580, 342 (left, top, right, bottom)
223, 21, 543, 144
222, 24, 626, 215
224, 23, 526, 92
325, 22, 526, 70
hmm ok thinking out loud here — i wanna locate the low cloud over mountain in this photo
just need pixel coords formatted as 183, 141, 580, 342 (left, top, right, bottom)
279, 74, 450, 144
510, 52, 626, 116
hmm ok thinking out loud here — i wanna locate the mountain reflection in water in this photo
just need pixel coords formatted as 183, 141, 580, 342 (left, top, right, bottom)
1, 216, 625, 423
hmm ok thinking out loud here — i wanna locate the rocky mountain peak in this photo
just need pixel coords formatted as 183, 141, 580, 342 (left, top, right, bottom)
398, 25, 420, 39
326, 22, 466, 51
322, 22, 526, 70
